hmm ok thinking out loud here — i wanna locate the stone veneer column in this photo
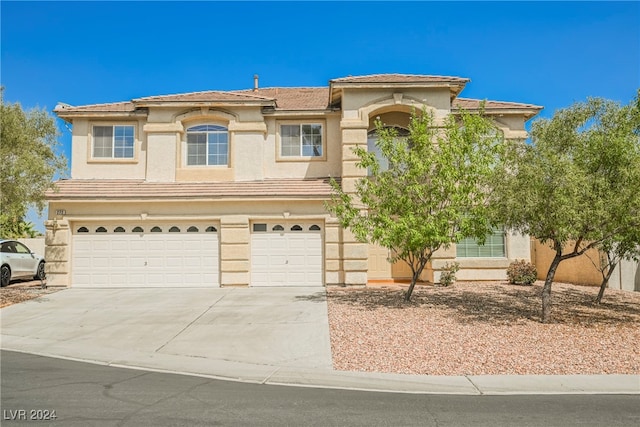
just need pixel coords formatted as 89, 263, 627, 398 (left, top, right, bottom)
339, 124, 369, 285
44, 219, 70, 287
219, 215, 250, 286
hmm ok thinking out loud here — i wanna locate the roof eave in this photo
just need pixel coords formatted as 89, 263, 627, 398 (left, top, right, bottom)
452, 106, 544, 121
53, 110, 148, 120
261, 108, 339, 116
46, 195, 332, 202
329, 81, 469, 105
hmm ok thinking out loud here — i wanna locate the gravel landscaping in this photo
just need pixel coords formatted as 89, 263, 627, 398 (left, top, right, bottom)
3, 279, 638, 377
327, 281, 640, 376
0, 280, 59, 309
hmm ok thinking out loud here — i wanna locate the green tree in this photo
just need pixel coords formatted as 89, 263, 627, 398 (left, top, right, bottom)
588, 227, 640, 304
326, 107, 503, 301
1, 88, 67, 237
491, 95, 640, 322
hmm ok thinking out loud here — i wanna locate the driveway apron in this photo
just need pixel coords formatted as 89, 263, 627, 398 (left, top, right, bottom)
0, 287, 333, 371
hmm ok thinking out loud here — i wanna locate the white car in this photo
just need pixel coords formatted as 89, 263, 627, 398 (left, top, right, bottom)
1, 239, 46, 287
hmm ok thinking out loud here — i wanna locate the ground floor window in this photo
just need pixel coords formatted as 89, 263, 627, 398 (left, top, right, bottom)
456, 226, 506, 257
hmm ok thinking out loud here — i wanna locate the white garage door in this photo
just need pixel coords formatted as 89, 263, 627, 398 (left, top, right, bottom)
251, 222, 323, 287
72, 223, 219, 287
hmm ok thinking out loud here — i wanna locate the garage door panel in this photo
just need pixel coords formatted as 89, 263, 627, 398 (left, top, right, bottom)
184, 257, 202, 268
72, 226, 219, 288
129, 240, 146, 251
251, 223, 323, 287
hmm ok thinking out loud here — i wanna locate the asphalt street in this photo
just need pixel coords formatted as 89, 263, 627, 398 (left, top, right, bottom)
2, 351, 639, 427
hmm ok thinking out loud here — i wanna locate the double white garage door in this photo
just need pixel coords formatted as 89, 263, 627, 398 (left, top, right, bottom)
71, 221, 323, 287
72, 224, 220, 287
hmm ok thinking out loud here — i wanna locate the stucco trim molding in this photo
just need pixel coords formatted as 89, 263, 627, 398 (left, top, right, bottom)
174, 108, 239, 129
143, 123, 184, 133
359, 95, 438, 120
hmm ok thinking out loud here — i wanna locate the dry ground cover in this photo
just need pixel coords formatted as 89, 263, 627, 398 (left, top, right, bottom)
0, 280, 59, 309
327, 281, 640, 376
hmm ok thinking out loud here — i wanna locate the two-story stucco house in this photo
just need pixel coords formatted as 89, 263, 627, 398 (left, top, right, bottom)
45, 74, 542, 288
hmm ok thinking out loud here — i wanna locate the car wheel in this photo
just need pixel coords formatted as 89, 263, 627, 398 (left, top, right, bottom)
1, 265, 10, 287
34, 262, 46, 281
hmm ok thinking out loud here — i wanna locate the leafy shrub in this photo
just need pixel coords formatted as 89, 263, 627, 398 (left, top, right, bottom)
507, 259, 537, 285
439, 262, 460, 287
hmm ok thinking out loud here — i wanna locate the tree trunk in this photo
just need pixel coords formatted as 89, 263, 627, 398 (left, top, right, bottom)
595, 262, 617, 304
404, 262, 426, 302
542, 252, 562, 323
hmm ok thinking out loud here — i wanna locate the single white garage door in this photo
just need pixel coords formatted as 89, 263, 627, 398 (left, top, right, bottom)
251, 221, 323, 287
72, 223, 219, 287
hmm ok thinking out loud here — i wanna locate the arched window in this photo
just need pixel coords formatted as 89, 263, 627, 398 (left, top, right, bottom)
186, 124, 228, 166
132, 226, 144, 233
187, 226, 199, 232
291, 225, 302, 231
205, 226, 217, 232
169, 226, 181, 232
96, 226, 107, 233
77, 227, 89, 233
114, 226, 126, 232
151, 226, 162, 232
272, 225, 284, 231
309, 225, 321, 231
367, 126, 410, 174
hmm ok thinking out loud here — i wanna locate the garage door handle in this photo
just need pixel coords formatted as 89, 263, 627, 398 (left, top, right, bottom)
144, 261, 148, 266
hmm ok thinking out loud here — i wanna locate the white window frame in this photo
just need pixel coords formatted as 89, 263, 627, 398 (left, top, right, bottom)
277, 121, 326, 160
91, 125, 136, 159
456, 226, 507, 258
185, 124, 229, 167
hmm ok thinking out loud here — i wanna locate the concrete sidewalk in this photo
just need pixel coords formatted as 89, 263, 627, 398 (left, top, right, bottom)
1, 288, 638, 395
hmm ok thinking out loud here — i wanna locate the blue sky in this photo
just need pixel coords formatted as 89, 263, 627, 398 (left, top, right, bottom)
1, 1, 639, 227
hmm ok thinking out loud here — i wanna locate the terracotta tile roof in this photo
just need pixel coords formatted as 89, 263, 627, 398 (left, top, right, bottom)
52, 76, 539, 116
230, 88, 330, 110
47, 178, 336, 200
330, 74, 470, 84
134, 90, 274, 103
453, 97, 543, 111
54, 88, 331, 113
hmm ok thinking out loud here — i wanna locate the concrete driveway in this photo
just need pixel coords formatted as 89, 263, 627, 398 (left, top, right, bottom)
4, 287, 638, 395
1, 287, 333, 377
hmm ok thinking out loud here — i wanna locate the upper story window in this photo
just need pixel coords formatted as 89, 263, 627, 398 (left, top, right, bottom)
186, 125, 228, 166
280, 124, 323, 157
367, 126, 409, 174
93, 125, 135, 158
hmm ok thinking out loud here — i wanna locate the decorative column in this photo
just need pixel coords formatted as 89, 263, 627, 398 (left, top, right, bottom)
219, 215, 250, 286
44, 219, 70, 287
324, 217, 343, 285
339, 121, 369, 285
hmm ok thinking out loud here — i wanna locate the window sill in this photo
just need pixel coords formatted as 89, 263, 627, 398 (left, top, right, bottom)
88, 158, 138, 164
454, 258, 511, 268
276, 156, 326, 162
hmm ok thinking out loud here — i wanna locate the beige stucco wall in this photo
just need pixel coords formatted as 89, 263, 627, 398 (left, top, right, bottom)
71, 119, 148, 180
17, 238, 45, 257
532, 240, 602, 285
533, 239, 640, 291
71, 107, 342, 183
341, 88, 452, 120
